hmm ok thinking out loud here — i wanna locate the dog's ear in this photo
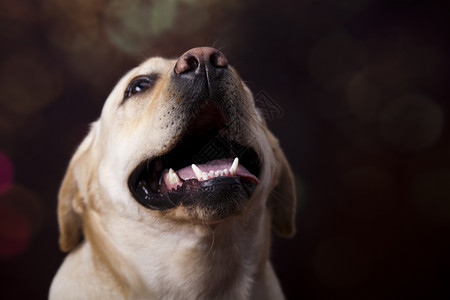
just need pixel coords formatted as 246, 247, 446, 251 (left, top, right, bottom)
58, 164, 83, 252
266, 132, 297, 239
58, 124, 97, 252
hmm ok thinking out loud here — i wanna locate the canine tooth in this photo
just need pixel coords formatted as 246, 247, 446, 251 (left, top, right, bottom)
191, 164, 203, 180
229, 157, 239, 176
202, 172, 208, 181
223, 169, 229, 176
167, 168, 182, 185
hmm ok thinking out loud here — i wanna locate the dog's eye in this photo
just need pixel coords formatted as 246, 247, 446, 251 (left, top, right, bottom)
124, 75, 158, 100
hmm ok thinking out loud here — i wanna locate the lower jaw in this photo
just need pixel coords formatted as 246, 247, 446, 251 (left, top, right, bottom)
133, 176, 257, 218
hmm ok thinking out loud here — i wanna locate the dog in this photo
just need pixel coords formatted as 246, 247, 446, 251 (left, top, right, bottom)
49, 47, 296, 300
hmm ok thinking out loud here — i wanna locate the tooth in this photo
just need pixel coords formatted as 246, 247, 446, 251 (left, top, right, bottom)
208, 171, 214, 178
223, 169, 229, 176
229, 157, 239, 176
202, 172, 208, 181
167, 168, 182, 186
215, 170, 221, 177
192, 164, 203, 180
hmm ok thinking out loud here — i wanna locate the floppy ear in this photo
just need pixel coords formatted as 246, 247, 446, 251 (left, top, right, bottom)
58, 125, 97, 252
266, 132, 297, 238
58, 164, 83, 252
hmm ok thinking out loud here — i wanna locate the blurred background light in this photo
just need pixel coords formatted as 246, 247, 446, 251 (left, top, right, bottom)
308, 31, 364, 91
0, 203, 30, 258
149, 0, 178, 36
102, 0, 242, 55
0, 109, 31, 136
0, 150, 13, 194
0, 185, 43, 258
0, 52, 62, 115
103, 0, 156, 54
398, 40, 445, 89
346, 64, 407, 123
379, 94, 443, 151
0, 0, 39, 23
44, 8, 102, 55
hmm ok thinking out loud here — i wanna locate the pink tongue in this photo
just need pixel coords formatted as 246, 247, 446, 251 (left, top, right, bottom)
176, 158, 259, 184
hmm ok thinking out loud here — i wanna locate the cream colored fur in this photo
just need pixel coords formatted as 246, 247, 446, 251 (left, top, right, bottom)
49, 56, 296, 300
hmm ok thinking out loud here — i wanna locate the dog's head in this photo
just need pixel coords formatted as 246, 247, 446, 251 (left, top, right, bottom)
58, 47, 296, 252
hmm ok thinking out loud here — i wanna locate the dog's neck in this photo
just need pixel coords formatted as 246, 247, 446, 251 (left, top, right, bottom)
88, 204, 273, 299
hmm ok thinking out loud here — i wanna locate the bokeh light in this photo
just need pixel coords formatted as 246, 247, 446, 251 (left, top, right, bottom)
308, 31, 363, 90
346, 64, 407, 123
0, 0, 39, 23
0, 109, 30, 136
0, 185, 43, 258
149, 0, 178, 36
0, 203, 30, 258
102, 0, 239, 55
43, 1, 103, 55
103, 0, 157, 54
398, 41, 445, 89
0, 52, 62, 115
379, 94, 443, 151
0, 150, 13, 194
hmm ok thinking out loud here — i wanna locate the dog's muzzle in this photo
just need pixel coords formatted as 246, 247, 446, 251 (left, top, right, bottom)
128, 47, 261, 220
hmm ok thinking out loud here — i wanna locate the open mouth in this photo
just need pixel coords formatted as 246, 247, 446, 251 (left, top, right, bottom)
127, 104, 261, 211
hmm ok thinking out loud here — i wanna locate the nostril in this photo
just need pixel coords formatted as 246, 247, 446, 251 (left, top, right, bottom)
185, 55, 199, 71
174, 54, 200, 74
210, 51, 228, 68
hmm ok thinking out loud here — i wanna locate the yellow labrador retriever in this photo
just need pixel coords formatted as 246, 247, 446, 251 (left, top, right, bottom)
49, 47, 296, 300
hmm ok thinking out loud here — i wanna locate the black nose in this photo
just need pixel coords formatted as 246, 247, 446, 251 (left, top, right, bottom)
174, 47, 228, 76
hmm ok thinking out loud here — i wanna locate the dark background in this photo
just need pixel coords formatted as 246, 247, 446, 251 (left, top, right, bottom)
1, 0, 449, 299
